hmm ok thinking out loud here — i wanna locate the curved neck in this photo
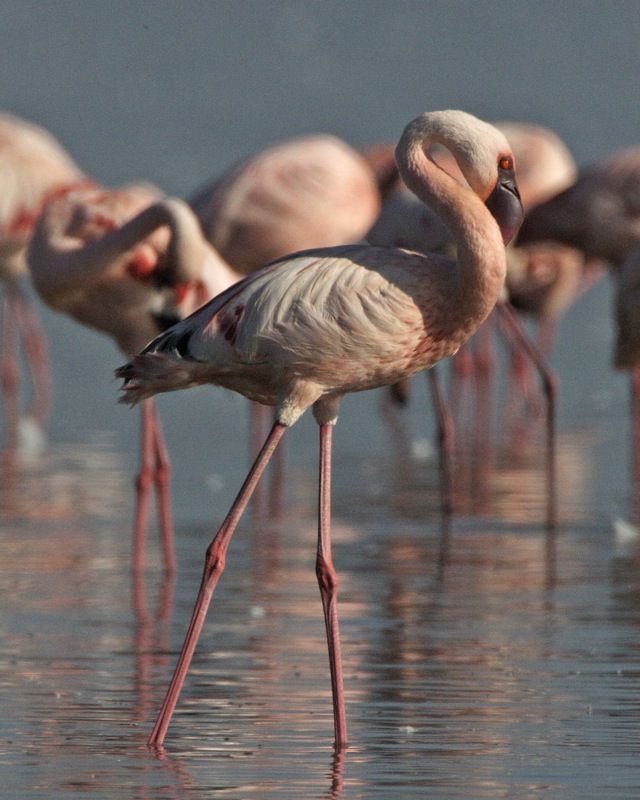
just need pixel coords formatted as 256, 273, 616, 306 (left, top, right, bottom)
30, 197, 213, 299
395, 122, 507, 333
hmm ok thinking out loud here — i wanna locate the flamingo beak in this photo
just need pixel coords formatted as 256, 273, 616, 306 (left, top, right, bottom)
485, 168, 524, 246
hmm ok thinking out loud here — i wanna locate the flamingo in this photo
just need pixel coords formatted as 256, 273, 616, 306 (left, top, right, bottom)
514, 143, 640, 339
496, 123, 601, 355
0, 113, 88, 450
517, 144, 640, 266
189, 133, 381, 275
117, 109, 524, 748
28, 183, 239, 571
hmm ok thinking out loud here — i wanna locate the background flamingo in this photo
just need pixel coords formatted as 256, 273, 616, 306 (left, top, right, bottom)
0, 113, 88, 451
28, 184, 238, 571
517, 145, 640, 518
189, 133, 381, 274
614, 246, 640, 516
117, 109, 524, 748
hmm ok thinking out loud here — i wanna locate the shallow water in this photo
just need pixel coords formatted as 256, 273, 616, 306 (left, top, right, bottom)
3, 3, 640, 795
2, 280, 640, 799
2, 469, 640, 799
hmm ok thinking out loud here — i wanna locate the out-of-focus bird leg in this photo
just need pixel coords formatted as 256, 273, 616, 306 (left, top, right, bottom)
150, 402, 176, 574
427, 366, 455, 517
1, 292, 21, 452
16, 288, 53, 428
496, 302, 558, 529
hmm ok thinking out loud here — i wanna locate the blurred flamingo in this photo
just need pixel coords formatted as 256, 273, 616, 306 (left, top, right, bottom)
517, 143, 640, 266
28, 183, 238, 571
611, 246, 640, 518
0, 113, 88, 450
189, 133, 381, 275
515, 142, 639, 345
117, 109, 524, 747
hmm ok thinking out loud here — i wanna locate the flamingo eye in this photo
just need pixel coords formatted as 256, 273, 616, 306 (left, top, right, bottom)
499, 156, 513, 171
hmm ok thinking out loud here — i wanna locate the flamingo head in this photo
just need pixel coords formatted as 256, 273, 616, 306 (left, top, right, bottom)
484, 155, 524, 246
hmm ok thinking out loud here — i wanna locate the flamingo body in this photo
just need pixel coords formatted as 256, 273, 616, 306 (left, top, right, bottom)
517, 144, 640, 267
189, 134, 381, 275
30, 185, 237, 355
0, 114, 88, 446
29, 186, 237, 570
120, 243, 496, 420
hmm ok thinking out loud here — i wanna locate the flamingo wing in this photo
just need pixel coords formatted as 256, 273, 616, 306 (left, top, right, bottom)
118, 244, 457, 404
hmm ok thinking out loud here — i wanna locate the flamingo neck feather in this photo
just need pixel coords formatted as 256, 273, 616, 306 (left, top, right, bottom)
395, 110, 509, 333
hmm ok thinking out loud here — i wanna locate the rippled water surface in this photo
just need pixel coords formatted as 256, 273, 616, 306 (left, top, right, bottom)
2, 279, 640, 799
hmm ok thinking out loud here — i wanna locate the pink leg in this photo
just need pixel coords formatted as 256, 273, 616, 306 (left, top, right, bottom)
316, 423, 348, 748
1, 292, 21, 452
269, 407, 286, 518
496, 302, 558, 529
15, 289, 53, 428
427, 366, 455, 517
149, 405, 176, 574
471, 318, 497, 514
250, 402, 287, 518
473, 315, 496, 454
133, 400, 176, 572
133, 400, 155, 572
148, 421, 287, 747
502, 304, 557, 426
504, 333, 544, 424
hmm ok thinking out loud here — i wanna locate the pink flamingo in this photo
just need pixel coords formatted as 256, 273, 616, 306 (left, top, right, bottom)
28, 183, 238, 571
117, 109, 524, 748
0, 113, 88, 450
